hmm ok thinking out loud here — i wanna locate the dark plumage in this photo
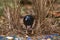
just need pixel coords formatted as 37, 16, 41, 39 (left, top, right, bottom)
23, 15, 34, 28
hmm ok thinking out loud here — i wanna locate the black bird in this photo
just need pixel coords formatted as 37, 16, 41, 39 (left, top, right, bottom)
23, 15, 34, 29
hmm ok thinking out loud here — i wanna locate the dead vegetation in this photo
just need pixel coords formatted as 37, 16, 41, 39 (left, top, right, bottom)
0, 0, 60, 36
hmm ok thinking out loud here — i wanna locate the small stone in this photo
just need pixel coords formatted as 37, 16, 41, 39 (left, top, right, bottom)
26, 35, 28, 38
47, 38, 51, 40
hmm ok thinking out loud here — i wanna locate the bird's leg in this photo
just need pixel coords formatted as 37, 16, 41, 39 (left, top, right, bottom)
26, 30, 28, 34
26, 26, 28, 34
31, 25, 34, 34
31, 30, 34, 34
26, 30, 28, 37
26, 26, 28, 35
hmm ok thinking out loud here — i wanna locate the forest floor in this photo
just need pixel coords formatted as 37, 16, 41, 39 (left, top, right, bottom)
0, 16, 60, 40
